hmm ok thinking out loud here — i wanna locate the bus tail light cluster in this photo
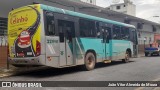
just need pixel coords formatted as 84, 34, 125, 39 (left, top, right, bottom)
36, 40, 41, 56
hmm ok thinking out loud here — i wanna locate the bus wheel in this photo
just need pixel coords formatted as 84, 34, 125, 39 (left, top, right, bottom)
122, 51, 130, 63
145, 52, 149, 56
84, 52, 96, 71
158, 51, 160, 56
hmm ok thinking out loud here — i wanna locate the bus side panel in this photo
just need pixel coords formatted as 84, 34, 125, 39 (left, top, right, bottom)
45, 36, 60, 67
39, 9, 46, 65
75, 38, 85, 65
103, 41, 111, 60
110, 40, 133, 60
76, 38, 104, 64
65, 40, 74, 66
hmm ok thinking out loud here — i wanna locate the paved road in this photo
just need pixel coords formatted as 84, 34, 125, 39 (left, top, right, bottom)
1, 56, 160, 90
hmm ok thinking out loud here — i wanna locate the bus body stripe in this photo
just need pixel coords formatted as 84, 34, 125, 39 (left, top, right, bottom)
47, 44, 54, 54
76, 38, 84, 59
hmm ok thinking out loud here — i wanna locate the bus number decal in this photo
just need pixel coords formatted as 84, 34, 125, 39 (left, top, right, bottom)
47, 40, 58, 44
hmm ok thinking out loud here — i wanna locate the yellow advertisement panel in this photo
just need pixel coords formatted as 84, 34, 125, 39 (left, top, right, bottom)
8, 4, 41, 58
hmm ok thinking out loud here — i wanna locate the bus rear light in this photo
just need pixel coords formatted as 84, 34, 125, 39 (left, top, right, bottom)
36, 40, 41, 56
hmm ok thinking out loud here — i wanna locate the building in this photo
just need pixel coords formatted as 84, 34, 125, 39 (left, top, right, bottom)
108, 0, 136, 16
0, 17, 7, 36
0, 17, 7, 46
80, 0, 96, 5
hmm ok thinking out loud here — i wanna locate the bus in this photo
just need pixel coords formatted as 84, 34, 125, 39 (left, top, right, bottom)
8, 4, 138, 70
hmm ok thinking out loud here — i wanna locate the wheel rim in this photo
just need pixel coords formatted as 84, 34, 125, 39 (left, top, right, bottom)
125, 53, 129, 61
87, 56, 94, 67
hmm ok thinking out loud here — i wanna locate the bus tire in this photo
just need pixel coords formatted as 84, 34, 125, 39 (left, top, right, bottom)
145, 52, 149, 56
122, 51, 130, 63
158, 51, 160, 56
84, 52, 96, 71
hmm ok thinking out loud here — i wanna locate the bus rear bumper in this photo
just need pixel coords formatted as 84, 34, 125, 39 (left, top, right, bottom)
8, 55, 45, 66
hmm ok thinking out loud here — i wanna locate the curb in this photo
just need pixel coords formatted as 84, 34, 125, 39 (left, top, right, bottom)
0, 66, 49, 78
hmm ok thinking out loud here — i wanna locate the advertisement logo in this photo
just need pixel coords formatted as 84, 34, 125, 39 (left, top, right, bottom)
10, 15, 28, 25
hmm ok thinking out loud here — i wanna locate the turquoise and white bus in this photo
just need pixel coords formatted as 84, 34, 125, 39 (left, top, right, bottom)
8, 4, 138, 70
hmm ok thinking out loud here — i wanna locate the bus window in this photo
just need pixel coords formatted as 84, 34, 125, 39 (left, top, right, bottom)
130, 28, 138, 44
96, 22, 101, 38
58, 20, 75, 43
79, 19, 96, 37
121, 27, 130, 40
101, 26, 112, 43
45, 11, 55, 36
113, 25, 121, 39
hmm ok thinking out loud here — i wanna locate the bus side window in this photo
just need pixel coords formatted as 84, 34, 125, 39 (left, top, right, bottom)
130, 28, 138, 44
79, 19, 96, 38
121, 27, 130, 40
45, 12, 55, 36
96, 22, 101, 38
113, 25, 121, 39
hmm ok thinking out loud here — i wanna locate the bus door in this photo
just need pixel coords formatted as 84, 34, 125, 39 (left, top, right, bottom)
55, 14, 77, 66
130, 28, 138, 57
100, 23, 112, 60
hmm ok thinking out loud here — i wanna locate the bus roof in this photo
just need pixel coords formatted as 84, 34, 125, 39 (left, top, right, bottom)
40, 4, 135, 28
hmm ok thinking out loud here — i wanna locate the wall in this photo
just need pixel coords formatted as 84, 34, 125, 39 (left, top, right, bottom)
0, 0, 79, 18
109, 3, 136, 16
126, 3, 136, 16
0, 36, 7, 67
0, 36, 7, 46
109, 4, 127, 13
0, 46, 7, 67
